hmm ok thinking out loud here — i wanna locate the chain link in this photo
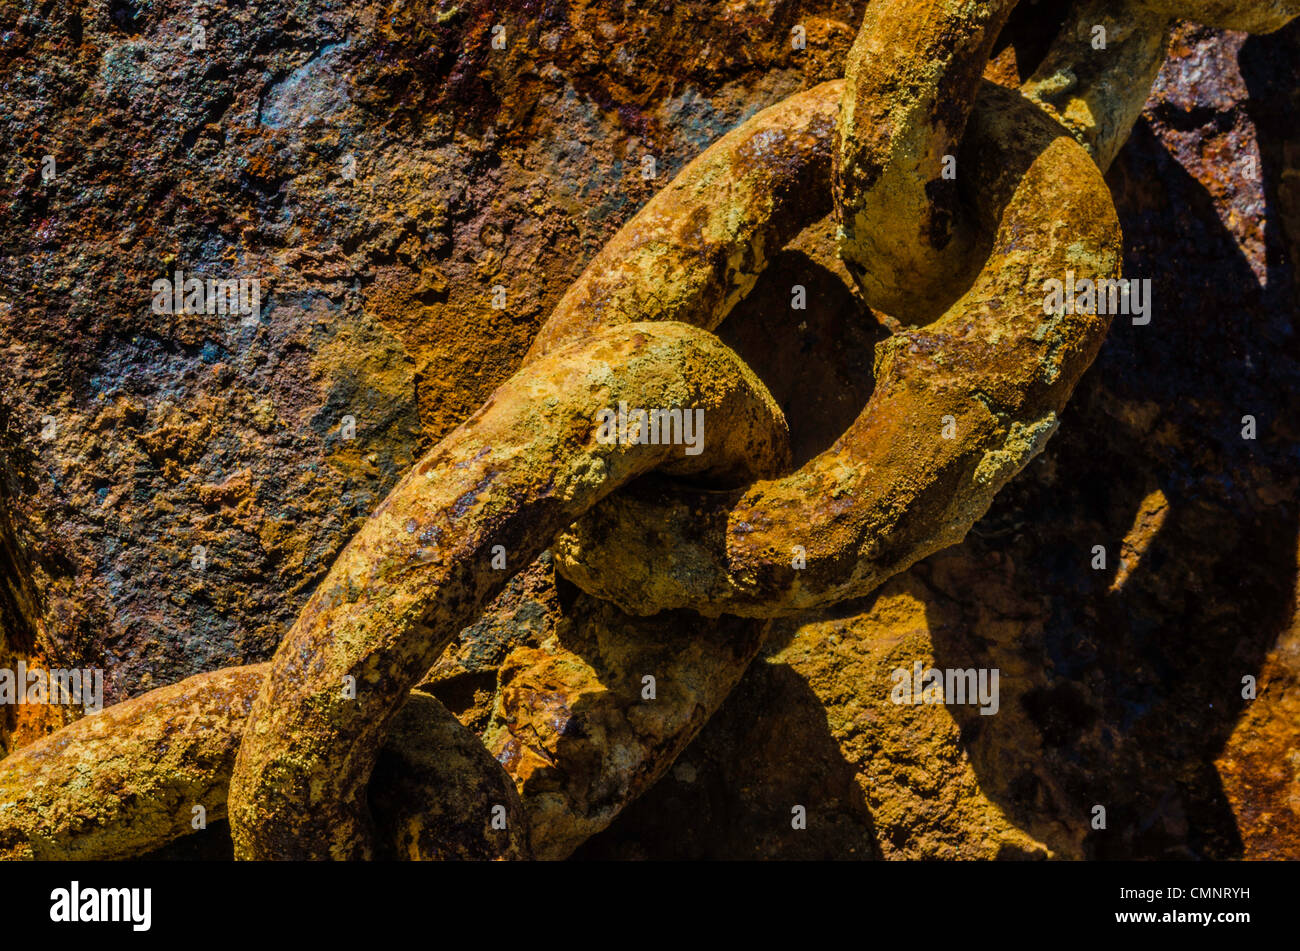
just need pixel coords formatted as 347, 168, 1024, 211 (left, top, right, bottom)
1, 0, 1293, 861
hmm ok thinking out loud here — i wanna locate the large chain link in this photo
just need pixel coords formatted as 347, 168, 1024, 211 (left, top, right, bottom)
2, 0, 1294, 861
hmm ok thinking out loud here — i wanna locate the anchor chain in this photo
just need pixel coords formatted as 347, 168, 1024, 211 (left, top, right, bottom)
1, 0, 1293, 861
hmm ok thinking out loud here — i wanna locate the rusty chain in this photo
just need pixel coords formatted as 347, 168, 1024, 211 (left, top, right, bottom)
2, 0, 1295, 861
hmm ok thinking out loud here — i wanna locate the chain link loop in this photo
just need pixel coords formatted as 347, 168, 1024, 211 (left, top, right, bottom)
2, 0, 1293, 861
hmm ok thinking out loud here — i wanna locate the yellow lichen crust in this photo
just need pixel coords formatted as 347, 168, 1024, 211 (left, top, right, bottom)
1024, 0, 1300, 171
1022, 0, 1172, 172
7, 0, 1294, 865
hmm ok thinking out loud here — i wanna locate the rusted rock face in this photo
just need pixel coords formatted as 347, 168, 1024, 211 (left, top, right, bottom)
576, 574, 1056, 861
1215, 598, 1300, 860
0, 0, 858, 742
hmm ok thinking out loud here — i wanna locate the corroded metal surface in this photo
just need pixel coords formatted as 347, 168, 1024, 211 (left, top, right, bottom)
1, 0, 1297, 863
580, 17, 1300, 861
0, 665, 528, 860
555, 101, 1120, 617
525, 82, 842, 362
227, 323, 788, 858
230, 0, 1126, 857
0, 666, 262, 860
835, 0, 1017, 321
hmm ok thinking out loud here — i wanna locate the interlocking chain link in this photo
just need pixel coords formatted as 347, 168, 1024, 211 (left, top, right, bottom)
551, 0, 1299, 618
1, 0, 1294, 861
228, 325, 789, 858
